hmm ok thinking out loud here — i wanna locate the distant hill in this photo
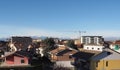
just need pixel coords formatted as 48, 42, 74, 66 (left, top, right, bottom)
31, 36, 47, 40
104, 37, 120, 41
1, 36, 120, 42
0, 38, 8, 41
31, 36, 72, 40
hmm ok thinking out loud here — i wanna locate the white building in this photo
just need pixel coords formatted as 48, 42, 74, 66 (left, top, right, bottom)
81, 36, 104, 51
55, 61, 74, 68
84, 45, 104, 51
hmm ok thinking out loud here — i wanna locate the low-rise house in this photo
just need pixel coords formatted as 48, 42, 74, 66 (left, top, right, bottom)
110, 40, 120, 53
71, 49, 100, 70
74, 39, 81, 46
74, 39, 83, 49
50, 47, 78, 69
0, 51, 32, 67
50, 48, 77, 61
49, 44, 66, 61
50, 48, 62, 61
90, 48, 120, 70
81, 36, 105, 51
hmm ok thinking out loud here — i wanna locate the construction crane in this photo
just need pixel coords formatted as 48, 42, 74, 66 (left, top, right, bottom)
59, 30, 86, 38
78, 31, 86, 38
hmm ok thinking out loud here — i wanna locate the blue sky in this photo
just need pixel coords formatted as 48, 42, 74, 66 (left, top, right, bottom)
0, 0, 120, 38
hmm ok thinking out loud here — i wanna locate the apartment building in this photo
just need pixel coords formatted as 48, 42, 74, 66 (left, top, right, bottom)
81, 36, 104, 51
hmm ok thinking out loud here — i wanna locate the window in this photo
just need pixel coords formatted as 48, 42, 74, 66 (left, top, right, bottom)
85, 37, 90, 44
69, 56, 72, 59
91, 37, 94, 44
94, 37, 98, 44
97, 48, 100, 50
92, 47, 94, 49
106, 61, 108, 67
69, 54, 72, 59
96, 62, 98, 67
21, 59, 25, 63
87, 47, 89, 49
96, 61, 100, 67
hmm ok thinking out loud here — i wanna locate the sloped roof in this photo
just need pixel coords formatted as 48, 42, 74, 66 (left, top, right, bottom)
50, 48, 63, 54
72, 51, 95, 60
15, 51, 32, 57
0, 51, 32, 59
112, 40, 120, 45
91, 48, 120, 60
56, 49, 77, 56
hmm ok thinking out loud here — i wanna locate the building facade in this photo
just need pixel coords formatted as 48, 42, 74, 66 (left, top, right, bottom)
81, 36, 104, 51
81, 36, 104, 45
0, 51, 31, 67
90, 48, 120, 70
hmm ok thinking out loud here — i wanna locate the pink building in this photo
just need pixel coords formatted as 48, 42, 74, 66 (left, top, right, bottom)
0, 51, 31, 66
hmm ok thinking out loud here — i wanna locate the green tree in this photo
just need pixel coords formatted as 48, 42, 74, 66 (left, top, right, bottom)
43, 37, 55, 47
66, 40, 78, 50
42, 38, 55, 57
114, 45, 120, 50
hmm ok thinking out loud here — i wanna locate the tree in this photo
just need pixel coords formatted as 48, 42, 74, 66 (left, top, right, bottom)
66, 40, 78, 50
43, 38, 55, 48
114, 45, 120, 50
42, 38, 56, 57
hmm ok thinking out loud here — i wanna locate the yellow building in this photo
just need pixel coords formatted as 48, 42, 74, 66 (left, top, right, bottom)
90, 48, 120, 70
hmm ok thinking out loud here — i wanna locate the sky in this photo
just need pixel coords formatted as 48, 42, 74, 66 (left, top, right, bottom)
0, 0, 120, 38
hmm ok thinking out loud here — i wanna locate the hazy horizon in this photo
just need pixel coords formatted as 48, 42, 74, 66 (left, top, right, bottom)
1, 0, 120, 38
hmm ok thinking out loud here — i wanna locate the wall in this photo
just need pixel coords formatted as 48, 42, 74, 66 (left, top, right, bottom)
81, 36, 103, 45
90, 60, 120, 70
56, 61, 74, 68
84, 45, 104, 51
6, 55, 14, 64
5, 55, 29, 66
14, 56, 28, 65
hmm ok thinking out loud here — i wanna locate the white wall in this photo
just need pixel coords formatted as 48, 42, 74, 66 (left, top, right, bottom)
55, 61, 74, 68
110, 45, 114, 49
83, 45, 104, 51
